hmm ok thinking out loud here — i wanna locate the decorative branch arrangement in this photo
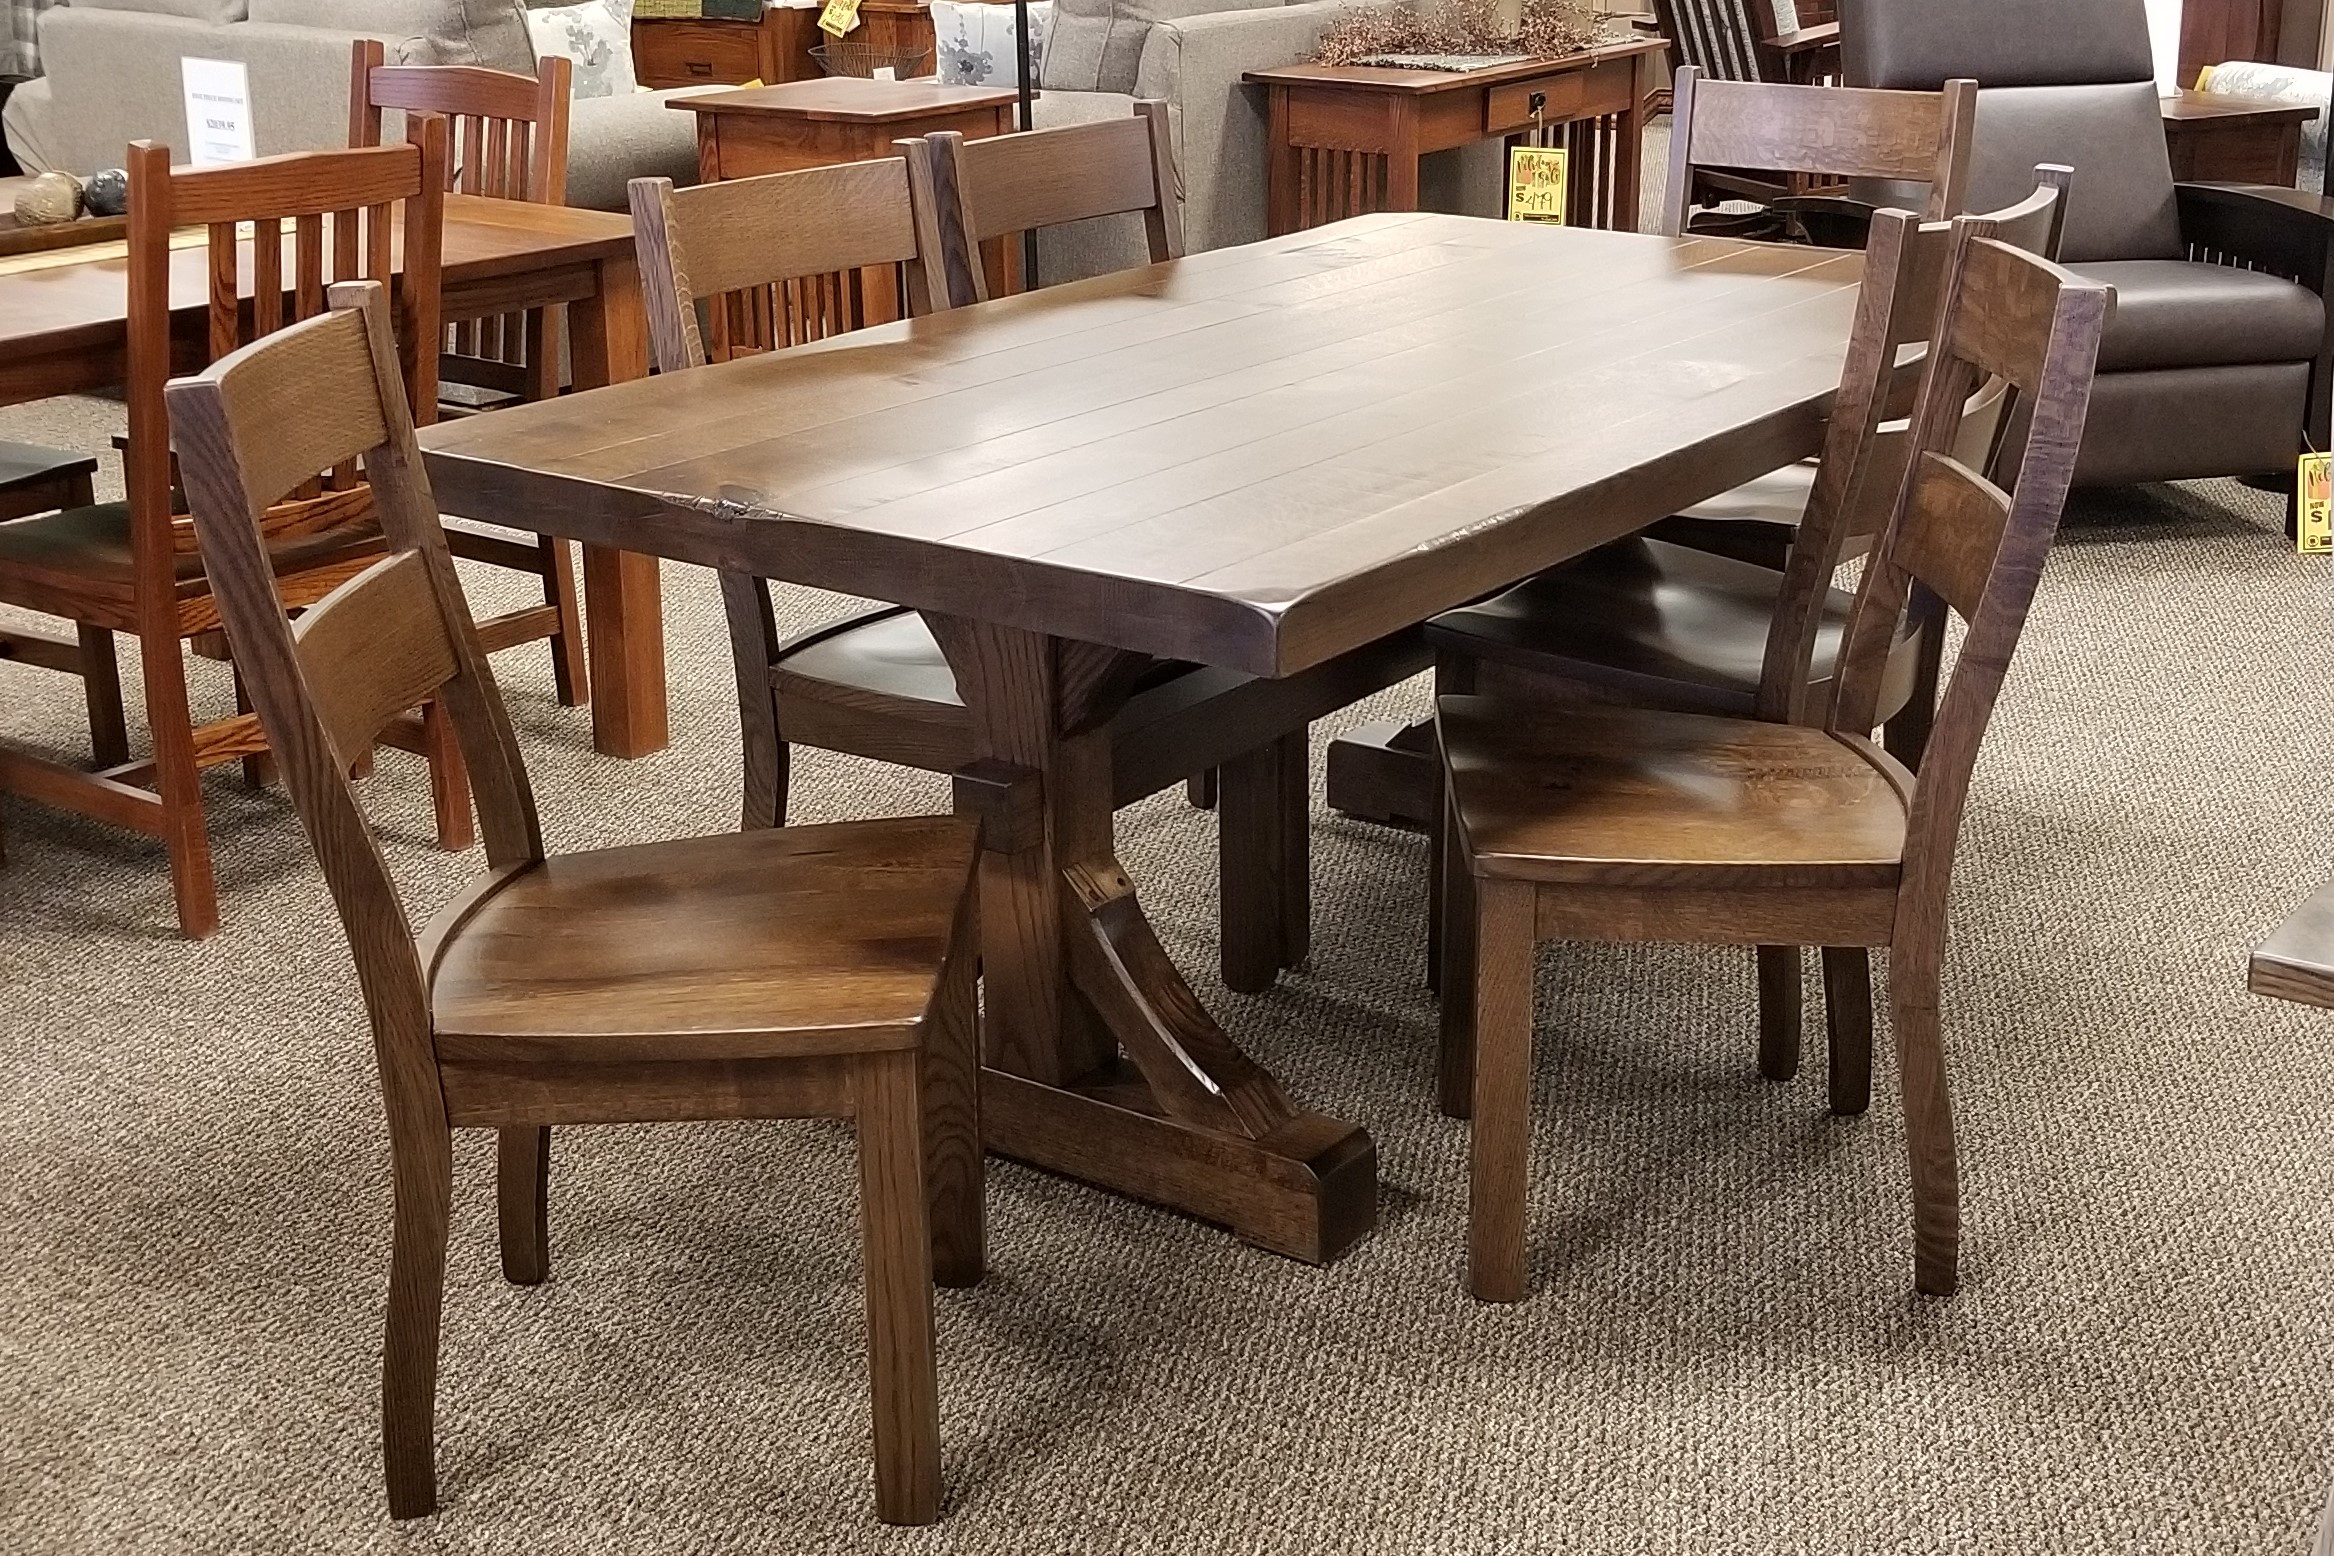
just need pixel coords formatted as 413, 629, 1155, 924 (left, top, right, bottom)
1313, 0, 1604, 66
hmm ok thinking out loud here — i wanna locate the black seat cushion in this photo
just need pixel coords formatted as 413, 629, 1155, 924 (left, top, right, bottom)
2076, 259, 2327, 372
0, 440, 97, 494
777, 604, 1197, 709
0, 504, 376, 587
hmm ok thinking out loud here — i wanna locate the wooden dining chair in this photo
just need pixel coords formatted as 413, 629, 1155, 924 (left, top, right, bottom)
1437, 213, 2114, 1305
169, 279, 984, 1525
631, 153, 1403, 994
350, 40, 591, 711
0, 123, 456, 938
911, 98, 1181, 306
1654, 0, 1838, 86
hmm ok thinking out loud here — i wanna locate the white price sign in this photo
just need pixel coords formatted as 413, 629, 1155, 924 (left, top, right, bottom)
182, 57, 255, 166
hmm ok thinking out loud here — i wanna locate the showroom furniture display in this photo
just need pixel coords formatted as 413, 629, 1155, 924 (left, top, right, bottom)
2254, 882, 2334, 1009
0, 126, 454, 937
350, 42, 592, 709
1438, 215, 2112, 1304
2160, 88, 2318, 183
1842, 0, 2334, 496
169, 279, 984, 1524
1247, 38, 1666, 235
1653, 0, 1840, 85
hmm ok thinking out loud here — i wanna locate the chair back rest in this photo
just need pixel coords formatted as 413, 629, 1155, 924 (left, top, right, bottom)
1756, 166, 2071, 720
350, 40, 573, 387
1661, 66, 1977, 235
1839, 0, 2178, 261
907, 100, 1181, 306
629, 158, 946, 370
125, 124, 447, 582
1828, 218, 2112, 905
168, 282, 542, 1104
1654, 0, 1786, 81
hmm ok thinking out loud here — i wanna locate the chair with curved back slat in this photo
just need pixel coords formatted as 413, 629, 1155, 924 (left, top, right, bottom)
168, 279, 985, 1526
1436, 211, 2114, 1304
350, 40, 591, 713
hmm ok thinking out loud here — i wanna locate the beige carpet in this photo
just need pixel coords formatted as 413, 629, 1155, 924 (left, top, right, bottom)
5, 376, 2334, 1553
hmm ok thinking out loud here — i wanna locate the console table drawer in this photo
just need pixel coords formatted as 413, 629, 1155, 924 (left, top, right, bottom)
1485, 72, 1585, 135
635, 18, 771, 87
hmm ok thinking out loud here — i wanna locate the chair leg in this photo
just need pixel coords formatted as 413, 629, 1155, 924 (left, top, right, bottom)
383, 1126, 454, 1519
855, 1049, 942, 1526
924, 907, 985, 1290
77, 626, 129, 769
543, 537, 590, 709
1821, 947, 1873, 1117
1435, 779, 1476, 1120
231, 666, 275, 789
1218, 734, 1305, 994
495, 1126, 551, 1286
1755, 946, 1802, 1081
1425, 653, 1475, 996
1893, 946, 1960, 1298
1467, 878, 1539, 1303
141, 628, 218, 939
421, 700, 474, 853
718, 572, 787, 830
1185, 769, 1216, 810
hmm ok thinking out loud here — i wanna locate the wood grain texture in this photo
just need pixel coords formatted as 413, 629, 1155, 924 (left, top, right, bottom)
421, 217, 1866, 680
2252, 881, 2334, 1010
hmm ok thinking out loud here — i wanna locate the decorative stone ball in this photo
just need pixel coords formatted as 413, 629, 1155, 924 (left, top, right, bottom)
82, 168, 129, 219
12, 171, 84, 226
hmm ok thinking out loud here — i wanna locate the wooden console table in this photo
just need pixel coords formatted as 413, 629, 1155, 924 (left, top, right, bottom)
676, 76, 1018, 181
1248, 38, 1667, 235
634, 1, 939, 87
2163, 90, 2320, 185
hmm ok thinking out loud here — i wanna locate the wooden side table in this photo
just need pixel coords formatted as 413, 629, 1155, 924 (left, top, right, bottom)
634, 6, 821, 88
2163, 90, 2319, 185
1247, 38, 1667, 236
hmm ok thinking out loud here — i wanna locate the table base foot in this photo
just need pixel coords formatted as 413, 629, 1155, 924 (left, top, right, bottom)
982, 1062, 1377, 1264
1325, 718, 1438, 830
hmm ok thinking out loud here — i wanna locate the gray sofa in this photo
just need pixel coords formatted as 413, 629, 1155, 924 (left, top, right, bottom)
2, 0, 703, 210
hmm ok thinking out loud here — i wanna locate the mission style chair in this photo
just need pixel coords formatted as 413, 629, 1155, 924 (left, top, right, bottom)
170, 280, 985, 1526
350, 40, 590, 710
0, 124, 459, 938
1438, 212, 2113, 1305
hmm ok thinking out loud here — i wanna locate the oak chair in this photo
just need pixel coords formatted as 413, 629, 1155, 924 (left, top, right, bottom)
0, 126, 454, 938
350, 40, 591, 711
169, 280, 985, 1526
1437, 213, 2114, 1304
1654, 0, 1840, 87
912, 98, 1182, 306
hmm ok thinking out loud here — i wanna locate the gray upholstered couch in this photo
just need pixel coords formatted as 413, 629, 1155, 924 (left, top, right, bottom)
1, 0, 704, 210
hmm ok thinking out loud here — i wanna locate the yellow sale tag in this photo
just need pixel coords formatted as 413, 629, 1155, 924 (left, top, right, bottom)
817, 0, 861, 37
1507, 146, 1567, 225
2301, 452, 2332, 554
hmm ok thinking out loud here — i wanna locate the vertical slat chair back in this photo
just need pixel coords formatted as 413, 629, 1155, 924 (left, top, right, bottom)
124, 122, 447, 600
1654, 0, 1772, 81
350, 40, 572, 394
169, 282, 544, 1095
629, 158, 945, 368
906, 100, 1181, 307
1828, 223, 2113, 921
1660, 65, 1978, 236
1755, 167, 2074, 722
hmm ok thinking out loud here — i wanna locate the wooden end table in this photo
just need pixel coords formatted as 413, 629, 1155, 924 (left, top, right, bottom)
674, 76, 1019, 181
2162, 90, 2320, 185
1247, 38, 1667, 236
633, 5, 819, 88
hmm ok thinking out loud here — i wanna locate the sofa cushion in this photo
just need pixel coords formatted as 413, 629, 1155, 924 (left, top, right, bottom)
524, 0, 634, 97
245, 0, 534, 72
1966, 82, 2181, 263
1040, 0, 1273, 94
70, 0, 251, 22
932, 0, 1054, 87
2074, 260, 2326, 372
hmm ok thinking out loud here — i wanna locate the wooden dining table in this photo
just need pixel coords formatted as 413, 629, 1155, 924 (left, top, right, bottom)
0, 192, 670, 759
418, 212, 1865, 1262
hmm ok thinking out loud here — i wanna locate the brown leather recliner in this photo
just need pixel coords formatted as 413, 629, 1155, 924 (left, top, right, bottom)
1842, 0, 2333, 495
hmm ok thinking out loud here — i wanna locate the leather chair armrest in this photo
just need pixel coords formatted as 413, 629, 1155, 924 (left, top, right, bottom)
2175, 182, 2334, 298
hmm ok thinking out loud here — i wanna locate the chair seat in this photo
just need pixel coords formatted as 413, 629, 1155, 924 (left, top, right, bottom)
0, 440, 98, 494
1423, 537, 1916, 720
1438, 696, 1910, 888
1673, 461, 1817, 528
779, 604, 1196, 710
427, 817, 981, 1063
2074, 259, 2326, 373
0, 503, 378, 590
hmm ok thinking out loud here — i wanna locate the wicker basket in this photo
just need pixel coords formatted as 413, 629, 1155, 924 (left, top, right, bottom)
809, 42, 934, 78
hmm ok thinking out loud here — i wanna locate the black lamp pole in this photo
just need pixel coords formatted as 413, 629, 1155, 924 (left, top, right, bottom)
1015, 0, 1039, 286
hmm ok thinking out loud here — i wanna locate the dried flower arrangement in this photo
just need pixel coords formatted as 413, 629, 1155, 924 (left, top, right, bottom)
1313, 0, 1604, 66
